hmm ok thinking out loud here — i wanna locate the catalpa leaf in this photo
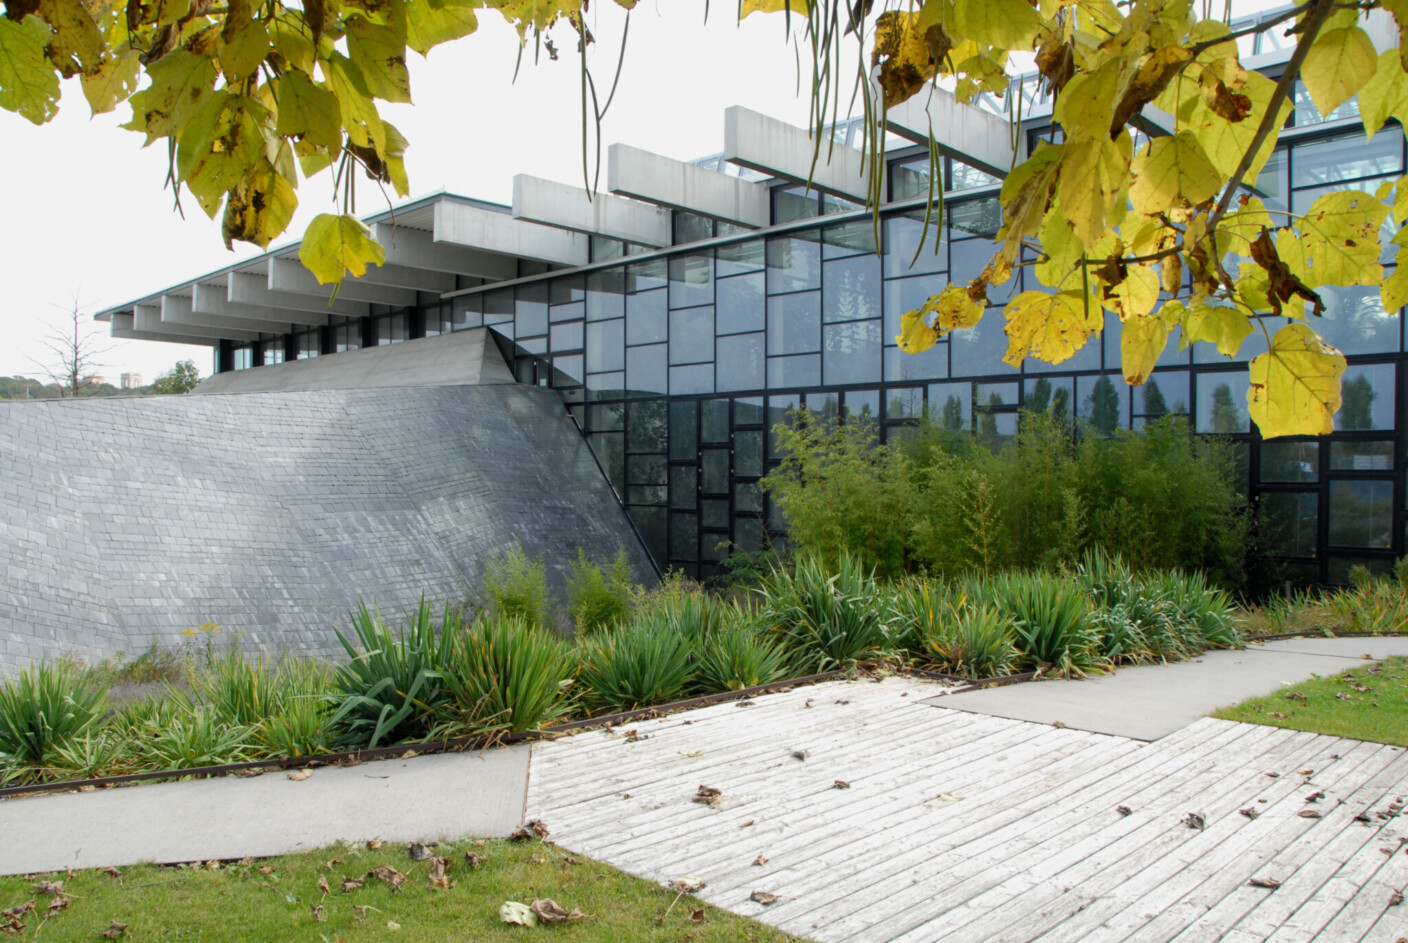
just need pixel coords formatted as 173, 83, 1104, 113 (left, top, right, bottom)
1130, 131, 1222, 216
1287, 189, 1387, 288
1121, 313, 1169, 385
0, 14, 60, 124
1357, 50, 1408, 139
1002, 289, 1101, 367
301, 213, 386, 284
80, 51, 140, 115
1247, 323, 1346, 438
346, 14, 411, 103
274, 70, 342, 151
1302, 26, 1377, 118
124, 49, 219, 143
952, 0, 1039, 52
1058, 132, 1132, 250
1099, 264, 1159, 320
1181, 304, 1253, 357
222, 159, 297, 249
406, 0, 479, 55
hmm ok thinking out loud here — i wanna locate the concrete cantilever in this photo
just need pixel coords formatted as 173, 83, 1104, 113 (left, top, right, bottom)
136, 303, 260, 342
608, 143, 770, 229
434, 201, 589, 268
885, 87, 1021, 178
163, 292, 301, 335
723, 105, 871, 202
192, 279, 328, 329
513, 174, 672, 247
228, 271, 370, 319
109, 311, 217, 347
374, 222, 518, 280
268, 257, 418, 308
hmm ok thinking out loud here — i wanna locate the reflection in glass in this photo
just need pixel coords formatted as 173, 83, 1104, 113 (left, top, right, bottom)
768, 291, 821, 355
717, 239, 766, 277
701, 399, 730, 443
824, 255, 882, 322
1329, 440, 1394, 471
716, 332, 765, 392
586, 269, 626, 321
515, 284, 548, 336
716, 272, 765, 335
670, 399, 697, 461
845, 389, 880, 420
824, 320, 882, 385
669, 307, 714, 365
885, 345, 947, 382
1335, 363, 1395, 430
671, 513, 699, 561
627, 399, 668, 453
886, 387, 925, 420
766, 234, 822, 293
734, 516, 767, 552
1135, 372, 1190, 421
951, 318, 1017, 377
631, 505, 666, 566
1317, 287, 1399, 356
768, 353, 821, 389
550, 275, 584, 306
550, 321, 583, 352
735, 481, 763, 513
1328, 480, 1394, 548
823, 219, 878, 258
884, 274, 948, 342
773, 185, 820, 223
669, 254, 714, 309
670, 466, 696, 509
1198, 374, 1250, 434
670, 364, 713, 396
628, 454, 667, 485
1077, 375, 1126, 435
589, 432, 625, 493
768, 394, 800, 458
734, 396, 765, 426
586, 371, 625, 400
928, 381, 972, 431
701, 449, 729, 493
625, 343, 667, 397
1263, 491, 1319, 557
588, 401, 624, 432
884, 212, 946, 278
1262, 441, 1318, 482
626, 288, 667, 345
586, 319, 625, 372
626, 258, 668, 293
1292, 132, 1400, 187
734, 430, 764, 477
702, 498, 729, 529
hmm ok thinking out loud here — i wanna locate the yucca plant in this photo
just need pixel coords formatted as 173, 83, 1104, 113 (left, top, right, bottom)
195, 652, 331, 728
577, 614, 694, 713
438, 614, 576, 734
757, 553, 888, 672
0, 661, 109, 769
138, 709, 257, 770
328, 600, 454, 749
1151, 569, 1242, 650
257, 698, 332, 759
110, 691, 193, 737
986, 571, 1103, 676
692, 625, 789, 692
923, 602, 1019, 679
887, 578, 951, 657
52, 729, 136, 780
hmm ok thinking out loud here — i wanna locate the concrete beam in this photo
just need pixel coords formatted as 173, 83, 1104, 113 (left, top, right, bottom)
135, 304, 260, 342
109, 312, 219, 347
512, 175, 672, 246
228, 271, 370, 319
723, 106, 869, 202
192, 281, 328, 328
434, 201, 588, 267
163, 293, 298, 336
268, 257, 418, 308
608, 144, 770, 229
327, 258, 457, 293
374, 223, 518, 281
886, 88, 1020, 178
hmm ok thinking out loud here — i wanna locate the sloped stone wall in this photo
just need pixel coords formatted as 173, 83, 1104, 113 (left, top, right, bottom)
0, 384, 654, 669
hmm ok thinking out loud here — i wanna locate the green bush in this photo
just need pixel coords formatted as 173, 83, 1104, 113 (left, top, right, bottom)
692, 624, 789, 692
439, 614, 576, 733
194, 652, 331, 729
0, 662, 108, 771
52, 730, 133, 779
887, 578, 949, 654
982, 571, 1103, 677
256, 698, 332, 759
483, 544, 551, 629
757, 552, 888, 672
139, 709, 257, 769
577, 615, 694, 713
924, 603, 1019, 679
328, 601, 453, 749
566, 548, 635, 634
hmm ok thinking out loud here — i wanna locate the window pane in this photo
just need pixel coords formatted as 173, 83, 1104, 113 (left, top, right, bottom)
885, 345, 948, 382
626, 343, 667, 397
627, 399, 668, 453
766, 234, 821, 293
670, 400, 697, 461
734, 430, 764, 477
550, 321, 583, 351
948, 197, 1002, 239
1318, 287, 1400, 355
626, 259, 668, 293
823, 254, 882, 323
767, 291, 821, 355
884, 212, 946, 278
1076, 374, 1127, 435
845, 389, 880, 420
628, 454, 667, 485
1328, 480, 1394, 548
717, 272, 765, 335
1263, 491, 1319, 557
1197, 373, 1250, 434
1134, 371, 1191, 423
670, 466, 697, 509
669, 254, 714, 309
717, 239, 765, 277
589, 432, 624, 493
949, 314, 1016, 377
734, 396, 765, 426
588, 401, 624, 432
452, 295, 483, 330
674, 212, 714, 245
586, 318, 625, 372
669, 307, 715, 365
768, 394, 801, 457
551, 355, 584, 387
550, 300, 584, 323
891, 157, 934, 202
823, 219, 878, 258
735, 481, 763, 513
823, 320, 882, 385
1329, 440, 1394, 471
1292, 132, 1401, 187
630, 505, 666, 565
768, 353, 821, 389
670, 363, 714, 395
886, 387, 925, 420
701, 449, 730, 493
1263, 441, 1319, 482
586, 371, 625, 400
701, 399, 730, 443
626, 288, 667, 345
717, 332, 765, 392
928, 381, 972, 431
671, 513, 699, 561
1336, 363, 1395, 430
773, 185, 819, 223
516, 284, 548, 336
587, 269, 626, 321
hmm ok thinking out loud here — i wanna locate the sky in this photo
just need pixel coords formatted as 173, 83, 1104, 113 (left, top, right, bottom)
0, 2, 839, 382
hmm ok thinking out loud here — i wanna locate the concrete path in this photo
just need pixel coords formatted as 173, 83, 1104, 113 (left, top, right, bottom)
0, 746, 529, 875
928, 637, 1408, 741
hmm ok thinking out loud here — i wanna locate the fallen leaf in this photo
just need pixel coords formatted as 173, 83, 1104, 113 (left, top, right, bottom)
693, 785, 723, 808
98, 920, 128, 938
2, 902, 34, 919
738, 820, 754, 829
934, 793, 963, 803
1388, 889, 1403, 905
464, 853, 485, 868
804, 699, 813, 709
669, 877, 707, 893
749, 890, 779, 905
1052, 721, 1067, 728
43, 896, 69, 918
258, 866, 275, 875
317, 875, 330, 897
101, 867, 122, 879
753, 855, 768, 867
834, 780, 851, 790
622, 793, 632, 799
1116, 806, 1132, 816
1265, 772, 1280, 778
428, 857, 454, 889
736, 699, 756, 708
311, 903, 325, 922
205, 860, 220, 871
1182, 813, 1205, 830
563, 856, 580, 866
1248, 877, 1282, 890
366, 839, 383, 850
689, 907, 706, 923
341, 876, 365, 892
790, 750, 810, 761
1299, 810, 1322, 819
1306, 791, 1325, 803
530, 898, 585, 923
408, 842, 435, 861
530, 854, 547, 864
624, 729, 649, 743
1298, 769, 1314, 776
287, 769, 313, 782
1270, 712, 1286, 718
239, 857, 254, 868
387, 920, 401, 930
679, 749, 703, 758
32, 882, 62, 896
835, 699, 850, 705
366, 865, 406, 891
1240, 807, 1260, 819
1362, 653, 1373, 659
509, 819, 551, 841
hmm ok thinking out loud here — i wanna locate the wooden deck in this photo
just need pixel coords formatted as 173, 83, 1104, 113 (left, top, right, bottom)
525, 677, 1408, 942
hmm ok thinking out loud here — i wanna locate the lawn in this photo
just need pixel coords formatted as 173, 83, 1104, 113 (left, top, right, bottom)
0, 836, 799, 942
1211, 656, 1408, 746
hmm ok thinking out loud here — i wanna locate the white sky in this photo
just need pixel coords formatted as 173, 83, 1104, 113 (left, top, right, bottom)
0, 2, 838, 381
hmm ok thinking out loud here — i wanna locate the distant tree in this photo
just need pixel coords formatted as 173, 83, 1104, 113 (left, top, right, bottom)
1142, 381, 1169, 420
978, 393, 1001, 437
1339, 375, 1377, 430
30, 301, 112, 397
149, 360, 202, 395
941, 395, 965, 432
1087, 376, 1122, 437
1210, 384, 1242, 434
1026, 377, 1052, 414
1050, 387, 1070, 429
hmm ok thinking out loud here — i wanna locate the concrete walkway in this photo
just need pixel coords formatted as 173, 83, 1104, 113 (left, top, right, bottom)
929, 636, 1408, 740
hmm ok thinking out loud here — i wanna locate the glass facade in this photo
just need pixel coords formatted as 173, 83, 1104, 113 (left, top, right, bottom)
218, 124, 1408, 585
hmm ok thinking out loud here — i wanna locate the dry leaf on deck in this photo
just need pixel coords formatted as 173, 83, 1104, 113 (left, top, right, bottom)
679, 750, 703, 758
669, 877, 707, 893
1182, 813, 1205, 830
738, 820, 754, 828
1240, 808, 1260, 819
791, 750, 809, 761
1116, 806, 1132, 816
1248, 877, 1281, 890
753, 855, 768, 867
1298, 810, 1322, 819
749, 890, 779, 905
286, 769, 313, 781
834, 780, 851, 790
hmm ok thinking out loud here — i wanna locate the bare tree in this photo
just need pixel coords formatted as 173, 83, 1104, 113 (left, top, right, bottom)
30, 298, 113, 397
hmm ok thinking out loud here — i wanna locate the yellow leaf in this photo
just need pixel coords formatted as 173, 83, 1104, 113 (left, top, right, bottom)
1247, 323, 1347, 438
1301, 26, 1377, 118
952, 0, 1040, 51
300, 213, 386, 284
222, 159, 298, 249
1034, 204, 1084, 289
220, 16, 268, 82
346, 14, 411, 103
1129, 131, 1222, 216
1291, 189, 1389, 287
1002, 290, 1101, 367
1357, 50, 1408, 139
1382, 245, 1408, 311
270, 14, 316, 73
871, 11, 942, 109
176, 93, 271, 217
1120, 314, 1169, 385
1188, 69, 1288, 184
1100, 264, 1159, 320
37, 0, 103, 72
324, 52, 386, 154
406, 0, 479, 56
998, 143, 1062, 260
739, 0, 808, 19
1181, 303, 1252, 357
80, 50, 140, 115
274, 70, 342, 151
897, 309, 940, 354
0, 15, 60, 124
1058, 131, 1132, 250
487, 0, 583, 40
382, 120, 410, 197
123, 49, 219, 142
1054, 66, 1123, 137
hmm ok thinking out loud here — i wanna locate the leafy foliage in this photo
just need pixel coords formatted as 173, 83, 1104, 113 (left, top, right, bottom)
148, 359, 201, 394
976, 571, 1103, 677
691, 624, 790, 693
483, 544, 552, 631
576, 614, 694, 713
565, 548, 635, 635
438, 613, 575, 733
756, 552, 889, 672
0, 661, 108, 770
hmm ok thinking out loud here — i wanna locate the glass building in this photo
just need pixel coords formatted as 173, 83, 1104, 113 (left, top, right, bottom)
100, 66, 1406, 585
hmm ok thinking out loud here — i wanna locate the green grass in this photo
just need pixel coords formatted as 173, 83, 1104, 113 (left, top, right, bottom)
1211, 656, 1408, 746
0, 837, 799, 942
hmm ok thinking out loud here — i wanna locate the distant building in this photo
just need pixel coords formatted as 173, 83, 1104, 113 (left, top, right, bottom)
120, 373, 143, 389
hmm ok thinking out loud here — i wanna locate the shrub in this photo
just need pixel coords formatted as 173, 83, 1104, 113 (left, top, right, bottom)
757, 552, 888, 672
439, 614, 576, 734
139, 709, 257, 769
577, 615, 694, 713
52, 730, 135, 779
566, 548, 635, 634
483, 544, 551, 629
983, 571, 1103, 677
328, 601, 453, 749
923, 603, 1019, 679
0, 662, 108, 770
257, 699, 332, 759
195, 653, 331, 729
692, 625, 789, 692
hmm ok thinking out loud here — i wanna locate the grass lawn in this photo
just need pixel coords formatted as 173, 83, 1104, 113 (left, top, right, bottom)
1211, 656, 1408, 746
0, 837, 799, 942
